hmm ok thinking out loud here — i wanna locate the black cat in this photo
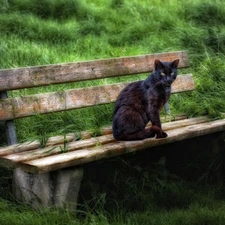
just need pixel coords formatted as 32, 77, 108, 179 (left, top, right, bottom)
112, 59, 179, 141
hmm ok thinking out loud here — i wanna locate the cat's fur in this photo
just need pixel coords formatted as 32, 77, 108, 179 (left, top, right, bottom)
112, 59, 179, 141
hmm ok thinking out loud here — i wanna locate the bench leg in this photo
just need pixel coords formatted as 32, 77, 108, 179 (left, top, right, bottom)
32, 172, 52, 208
12, 167, 83, 211
211, 137, 224, 183
13, 168, 52, 209
53, 167, 84, 212
13, 168, 33, 204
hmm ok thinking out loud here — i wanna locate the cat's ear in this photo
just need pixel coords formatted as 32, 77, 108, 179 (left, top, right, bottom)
154, 59, 164, 70
171, 59, 179, 68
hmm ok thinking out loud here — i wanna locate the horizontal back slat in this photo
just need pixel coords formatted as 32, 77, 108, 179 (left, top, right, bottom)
0, 51, 189, 91
0, 74, 194, 120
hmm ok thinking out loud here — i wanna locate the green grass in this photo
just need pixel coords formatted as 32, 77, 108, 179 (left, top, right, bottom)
2, 198, 225, 225
1, 0, 225, 223
1, 155, 225, 225
1, 0, 225, 143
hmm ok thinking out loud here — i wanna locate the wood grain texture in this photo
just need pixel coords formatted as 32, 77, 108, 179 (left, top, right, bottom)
0, 74, 194, 120
0, 116, 211, 171
0, 134, 75, 156
0, 134, 114, 167
0, 114, 189, 156
18, 118, 225, 173
0, 51, 189, 91
0, 141, 40, 157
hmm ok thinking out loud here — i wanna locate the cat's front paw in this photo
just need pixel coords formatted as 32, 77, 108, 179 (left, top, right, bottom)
156, 131, 167, 139
162, 131, 168, 138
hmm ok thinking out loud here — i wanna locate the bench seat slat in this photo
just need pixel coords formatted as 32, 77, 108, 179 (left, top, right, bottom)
0, 114, 188, 156
0, 51, 189, 91
0, 134, 114, 167
0, 140, 40, 157
0, 134, 75, 157
15, 118, 225, 173
18, 118, 225, 173
0, 74, 194, 120
0, 116, 212, 172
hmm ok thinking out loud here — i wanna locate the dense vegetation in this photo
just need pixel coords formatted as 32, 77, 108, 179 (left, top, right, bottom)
1, 0, 225, 143
1, 0, 225, 224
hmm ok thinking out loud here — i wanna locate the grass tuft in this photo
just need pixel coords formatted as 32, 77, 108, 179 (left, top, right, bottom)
185, 2, 225, 26
8, 0, 91, 21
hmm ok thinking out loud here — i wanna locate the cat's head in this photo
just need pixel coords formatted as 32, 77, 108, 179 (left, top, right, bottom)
154, 59, 179, 87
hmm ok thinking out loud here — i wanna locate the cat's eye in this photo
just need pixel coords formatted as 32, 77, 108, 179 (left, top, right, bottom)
161, 72, 166, 76
171, 72, 175, 75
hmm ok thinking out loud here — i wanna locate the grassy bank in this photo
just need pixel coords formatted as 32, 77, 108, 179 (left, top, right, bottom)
1, 0, 225, 143
1, 0, 225, 224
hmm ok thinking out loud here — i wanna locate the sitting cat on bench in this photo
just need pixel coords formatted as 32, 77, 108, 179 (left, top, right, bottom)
112, 59, 179, 141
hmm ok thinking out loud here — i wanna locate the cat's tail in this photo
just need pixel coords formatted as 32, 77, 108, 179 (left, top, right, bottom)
113, 126, 167, 141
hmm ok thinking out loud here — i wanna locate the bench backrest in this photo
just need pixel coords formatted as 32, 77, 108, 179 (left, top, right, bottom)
0, 51, 193, 121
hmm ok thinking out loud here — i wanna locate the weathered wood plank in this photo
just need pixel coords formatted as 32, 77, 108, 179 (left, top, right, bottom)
19, 118, 225, 173
0, 74, 194, 120
101, 114, 189, 135
0, 141, 40, 157
0, 116, 209, 169
0, 134, 114, 167
162, 116, 209, 130
171, 74, 194, 93
45, 133, 75, 146
0, 134, 75, 156
0, 51, 189, 91
0, 114, 189, 156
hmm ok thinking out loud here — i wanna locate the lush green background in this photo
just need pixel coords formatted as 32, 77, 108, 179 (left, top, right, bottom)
1, 0, 225, 224
1, 0, 225, 143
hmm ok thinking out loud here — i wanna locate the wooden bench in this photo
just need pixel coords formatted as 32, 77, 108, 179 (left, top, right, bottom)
1, 50, 225, 211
